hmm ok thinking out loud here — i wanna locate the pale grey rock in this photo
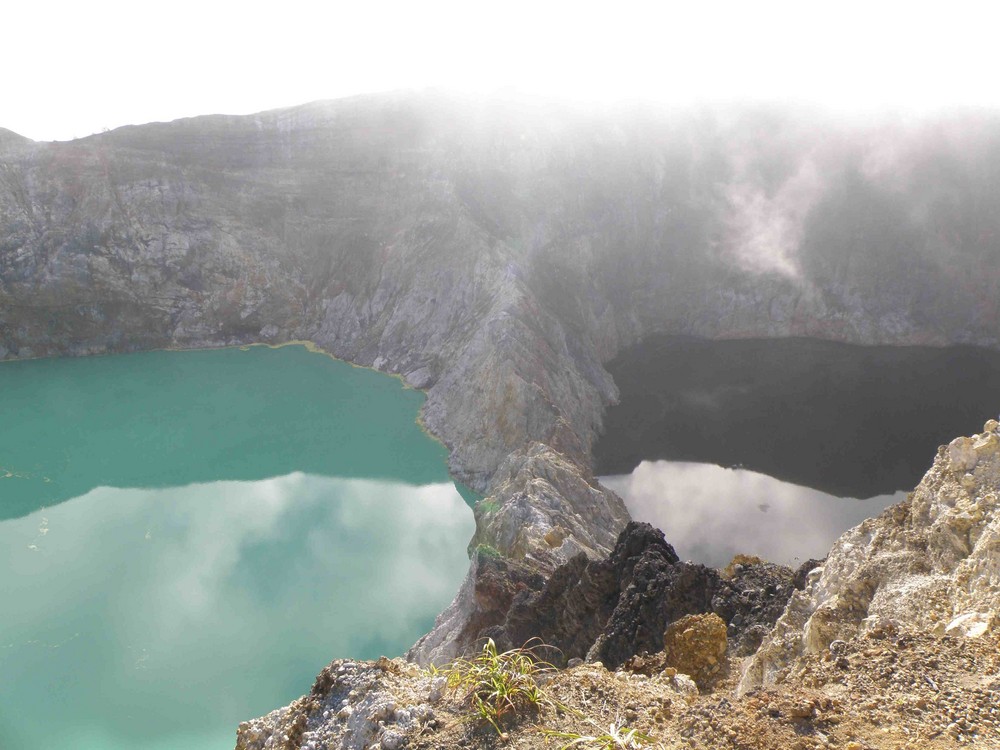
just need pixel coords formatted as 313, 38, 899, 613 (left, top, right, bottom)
740, 419, 1000, 693
407, 446, 628, 666
426, 676, 446, 703
236, 658, 437, 750
669, 673, 699, 697
944, 611, 995, 637
379, 729, 404, 750
471, 443, 629, 564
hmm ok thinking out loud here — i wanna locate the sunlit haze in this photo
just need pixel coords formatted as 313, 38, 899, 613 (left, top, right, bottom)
5, 0, 1000, 141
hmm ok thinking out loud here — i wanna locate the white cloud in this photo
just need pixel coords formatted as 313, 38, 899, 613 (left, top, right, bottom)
0, 472, 474, 733
603, 461, 904, 567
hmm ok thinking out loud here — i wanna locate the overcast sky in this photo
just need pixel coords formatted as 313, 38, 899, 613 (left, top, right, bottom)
4, 0, 999, 141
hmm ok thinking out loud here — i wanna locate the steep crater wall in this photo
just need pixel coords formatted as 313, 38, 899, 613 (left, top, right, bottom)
4, 95, 1000, 672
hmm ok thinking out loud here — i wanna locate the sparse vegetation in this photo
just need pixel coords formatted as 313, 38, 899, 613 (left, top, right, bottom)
476, 498, 501, 515
539, 722, 656, 749
442, 638, 556, 734
474, 542, 503, 558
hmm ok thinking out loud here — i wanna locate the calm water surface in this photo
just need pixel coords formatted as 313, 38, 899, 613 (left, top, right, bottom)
596, 335, 1000, 567
596, 336, 1000, 498
0, 346, 475, 750
603, 462, 904, 568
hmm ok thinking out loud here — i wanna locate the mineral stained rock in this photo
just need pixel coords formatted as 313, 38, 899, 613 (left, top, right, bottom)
662, 612, 728, 688
741, 419, 1000, 692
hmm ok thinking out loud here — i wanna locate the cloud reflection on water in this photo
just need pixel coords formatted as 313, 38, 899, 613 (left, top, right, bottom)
603, 461, 905, 568
0, 474, 474, 750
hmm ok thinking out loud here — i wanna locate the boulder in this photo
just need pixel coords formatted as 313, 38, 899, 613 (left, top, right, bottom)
662, 613, 729, 689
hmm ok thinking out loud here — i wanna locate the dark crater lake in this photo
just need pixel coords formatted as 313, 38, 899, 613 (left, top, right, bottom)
596, 336, 1000, 499
596, 336, 1000, 567
0, 345, 474, 750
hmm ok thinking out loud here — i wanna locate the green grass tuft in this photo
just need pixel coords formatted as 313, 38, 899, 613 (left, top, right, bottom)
442, 638, 556, 734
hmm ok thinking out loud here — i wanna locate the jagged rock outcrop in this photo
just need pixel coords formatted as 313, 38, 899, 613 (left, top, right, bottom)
469, 443, 629, 566
478, 522, 799, 669
408, 444, 630, 665
741, 419, 1000, 692
234, 526, 901, 750
406, 549, 545, 665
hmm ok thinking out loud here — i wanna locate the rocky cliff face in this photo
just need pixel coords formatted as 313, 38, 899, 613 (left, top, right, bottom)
5, 94, 1000, 682
6, 97, 1000, 494
741, 419, 1000, 692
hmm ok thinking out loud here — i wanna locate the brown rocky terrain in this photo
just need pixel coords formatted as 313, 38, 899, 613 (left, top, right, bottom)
236, 629, 1000, 750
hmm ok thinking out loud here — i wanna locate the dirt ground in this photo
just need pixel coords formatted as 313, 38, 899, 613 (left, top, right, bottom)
237, 627, 1000, 750
404, 629, 1000, 750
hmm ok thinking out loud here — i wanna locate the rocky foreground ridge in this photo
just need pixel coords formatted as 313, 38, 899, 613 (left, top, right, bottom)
237, 421, 1000, 749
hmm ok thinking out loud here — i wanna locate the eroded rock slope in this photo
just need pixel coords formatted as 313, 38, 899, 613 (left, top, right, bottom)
741, 419, 1000, 692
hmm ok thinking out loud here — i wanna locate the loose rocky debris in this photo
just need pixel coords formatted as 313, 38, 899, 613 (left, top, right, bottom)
744, 419, 1000, 692
661, 614, 728, 689
236, 656, 441, 750
235, 627, 1000, 750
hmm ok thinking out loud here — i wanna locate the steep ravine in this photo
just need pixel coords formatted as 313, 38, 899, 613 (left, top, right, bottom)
4, 94, 1000, 741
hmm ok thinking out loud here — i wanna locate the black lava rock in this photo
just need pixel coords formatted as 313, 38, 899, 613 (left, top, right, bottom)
482, 522, 800, 668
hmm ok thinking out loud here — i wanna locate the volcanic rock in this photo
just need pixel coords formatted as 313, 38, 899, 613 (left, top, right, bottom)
478, 522, 798, 670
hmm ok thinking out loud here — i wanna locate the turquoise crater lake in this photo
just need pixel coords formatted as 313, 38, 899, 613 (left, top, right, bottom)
0, 345, 475, 750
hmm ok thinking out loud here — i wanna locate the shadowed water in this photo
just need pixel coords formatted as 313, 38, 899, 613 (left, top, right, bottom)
0, 346, 474, 750
596, 336, 1000, 498
592, 336, 999, 567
